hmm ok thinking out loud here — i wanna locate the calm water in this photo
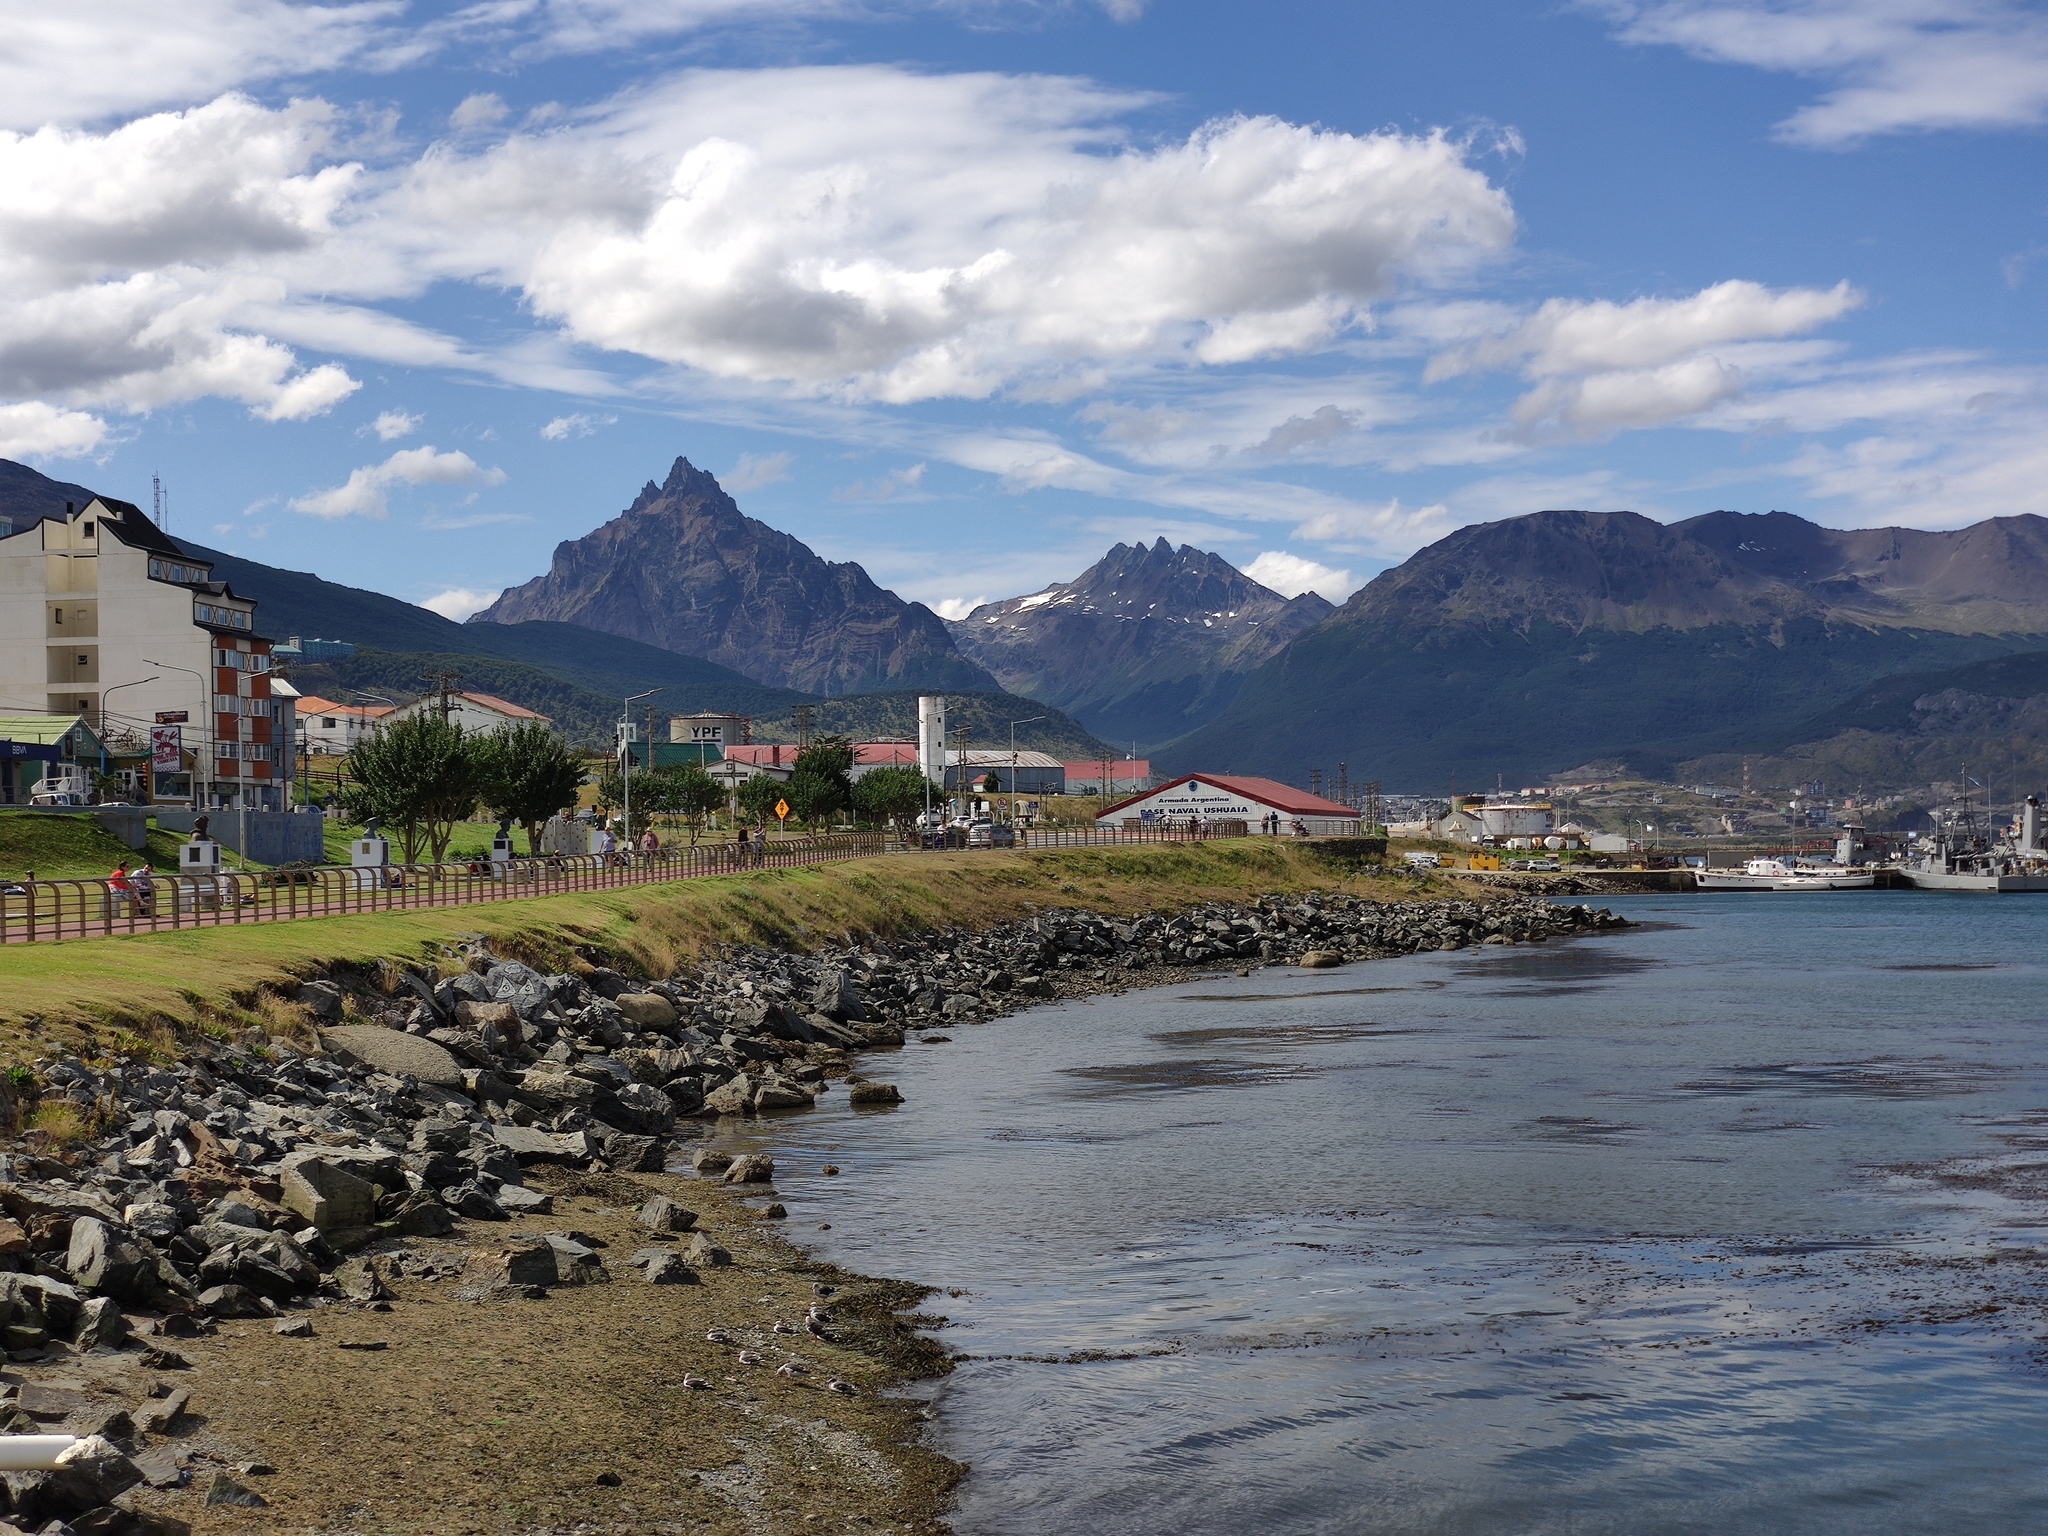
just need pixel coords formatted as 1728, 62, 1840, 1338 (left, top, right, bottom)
709, 894, 2048, 1533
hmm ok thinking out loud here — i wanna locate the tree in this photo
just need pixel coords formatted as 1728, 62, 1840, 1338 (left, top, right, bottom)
738, 772, 787, 827
341, 713, 484, 864
785, 734, 854, 830
669, 761, 725, 844
641, 760, 724, 844
853, 764, 928, 828
477, 720, 588, 854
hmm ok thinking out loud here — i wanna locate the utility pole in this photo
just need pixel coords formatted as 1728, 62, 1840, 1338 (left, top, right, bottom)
424, 671, 461, 723
955, 726, 973, 816
793, 702, 815, 753
1009, 715, 1046, 827
622, 688, 662, 843
152, 474, 162, 526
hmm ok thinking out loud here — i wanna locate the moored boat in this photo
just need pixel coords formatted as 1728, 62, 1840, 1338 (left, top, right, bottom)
1695, 858, 1875, 892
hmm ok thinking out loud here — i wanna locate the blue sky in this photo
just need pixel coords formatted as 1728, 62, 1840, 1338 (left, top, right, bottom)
4, 0, 2046, 621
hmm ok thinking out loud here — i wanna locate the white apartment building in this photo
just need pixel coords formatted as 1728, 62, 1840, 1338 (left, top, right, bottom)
0, 497, 287, 809
296, 695, 396, 755
388, 690, 549, 734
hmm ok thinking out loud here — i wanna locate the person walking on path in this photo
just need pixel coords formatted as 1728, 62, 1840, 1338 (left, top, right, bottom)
131, 862, 156, 919
108, 859, 132, 916
640, 826, 659, 869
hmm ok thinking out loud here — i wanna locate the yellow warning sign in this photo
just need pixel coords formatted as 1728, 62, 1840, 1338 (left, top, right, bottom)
775, 799, 790, 821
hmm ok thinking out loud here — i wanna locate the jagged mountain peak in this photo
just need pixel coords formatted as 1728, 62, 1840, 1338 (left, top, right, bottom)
945, 538, 1334, 746
474, 455, 994, 696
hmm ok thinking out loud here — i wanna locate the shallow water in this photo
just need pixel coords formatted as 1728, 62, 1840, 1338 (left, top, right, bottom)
715, 894, 2048, 1533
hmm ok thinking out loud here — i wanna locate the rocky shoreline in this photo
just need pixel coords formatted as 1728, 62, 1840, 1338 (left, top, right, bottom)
0, 889, 1623, 1531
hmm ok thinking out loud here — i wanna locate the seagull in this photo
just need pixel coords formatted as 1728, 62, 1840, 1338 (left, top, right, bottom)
705, 1328, 735, 1344
806, 1305, 835, 1324
682, 1374, 712, 1390
772, 1320, 800, 1336
826, 1379, 859, 1396
737, 1349, 765, 1366
776, 1361, 809, 1378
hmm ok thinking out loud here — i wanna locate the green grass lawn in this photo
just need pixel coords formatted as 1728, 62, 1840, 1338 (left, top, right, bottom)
0, 840, 1414, 1045
0, 812, 193, 880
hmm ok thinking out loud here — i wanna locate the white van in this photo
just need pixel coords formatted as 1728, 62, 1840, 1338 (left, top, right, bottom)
1403, 851, 1442, 869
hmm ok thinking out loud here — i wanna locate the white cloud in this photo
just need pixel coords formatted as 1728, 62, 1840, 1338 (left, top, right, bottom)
390, 68, 1513, 401
1428, 279, 1862, 439
834, 462, 926, 501
0, 400, 108, 458
0, 95, 362, 421
539, 411, 616, 439
368, 408, 419, 440
725, 450, 793, 490
290, 444, 506, 519
418, 585, 500, 620
0, 1, 398, 132
1590, 1, 2048, 145
1245, 551, 1355, 603
449, 93, 510, 131
1290, 497, 1454, 552
932, 595, 986, 620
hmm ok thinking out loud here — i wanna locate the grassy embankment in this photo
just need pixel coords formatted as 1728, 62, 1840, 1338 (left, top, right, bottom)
0, 840, 1449, 1049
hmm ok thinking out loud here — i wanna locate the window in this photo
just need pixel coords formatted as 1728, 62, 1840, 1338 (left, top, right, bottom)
320, 717, 336, 729
80, 523, 93, 539
52, 609, 62, 626
215, 741, 239, 760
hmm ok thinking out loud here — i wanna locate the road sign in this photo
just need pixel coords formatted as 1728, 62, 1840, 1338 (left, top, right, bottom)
155, 710, 189, 724
774, 798, 790, 822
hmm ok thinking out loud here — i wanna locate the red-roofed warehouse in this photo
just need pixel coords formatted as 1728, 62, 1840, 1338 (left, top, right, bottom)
1097, 773, 1362, 836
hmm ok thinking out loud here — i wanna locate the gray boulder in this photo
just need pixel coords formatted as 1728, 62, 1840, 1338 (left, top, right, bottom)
472, 1239, 557, 1289
596, 1081, 676, 1137
723, 1153, 774, 1184
72, 1296, 128, 1350
848, 1081, 904, 1107
644, 1251, 698, 1285
320, 1024, 464, 1087
811, 970, 868, 1022
683, 1233, 731, 1267
702, 1076, 756, 1116
615, 992, 677, 1031
638, 1195, 697, 1234
65, 1218, 155, 1302
279, 1153, 380, 1232
295, 980, 344, 1021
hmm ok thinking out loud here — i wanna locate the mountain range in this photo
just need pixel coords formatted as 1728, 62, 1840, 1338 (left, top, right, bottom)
1160, 508, 2048, 788
11, 444, 2048, 795
946, 539, 1332, 747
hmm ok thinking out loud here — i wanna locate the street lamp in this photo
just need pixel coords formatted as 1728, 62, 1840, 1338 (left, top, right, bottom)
144, 657, 207, 809
99, 676, 159, 804
1007, 715, 1046, 827
621, 688, 663, 849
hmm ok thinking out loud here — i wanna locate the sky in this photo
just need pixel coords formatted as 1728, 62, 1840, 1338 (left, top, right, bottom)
3, 1, 2047, 623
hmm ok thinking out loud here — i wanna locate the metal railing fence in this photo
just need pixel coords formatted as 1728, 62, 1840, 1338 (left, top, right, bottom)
1, 832, 886, 944
0, 820, 1251, 944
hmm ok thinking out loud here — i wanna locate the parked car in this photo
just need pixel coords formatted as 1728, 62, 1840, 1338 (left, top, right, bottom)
1403, 851, 1442, 869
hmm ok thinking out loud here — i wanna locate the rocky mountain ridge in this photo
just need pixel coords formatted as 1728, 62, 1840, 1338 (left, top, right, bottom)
947, 538, 1331, 746
1163, 508, 2048, 789
476, 458, 993, 696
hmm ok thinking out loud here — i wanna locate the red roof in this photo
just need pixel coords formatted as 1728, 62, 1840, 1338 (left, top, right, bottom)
1099, 773, 1358, 820
724, 743, 797, 766
854, 742, 919, 765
